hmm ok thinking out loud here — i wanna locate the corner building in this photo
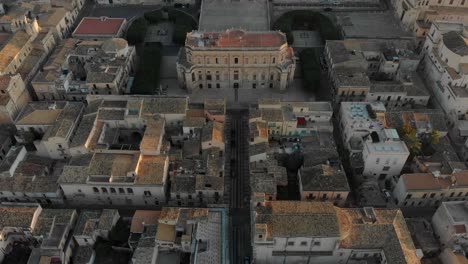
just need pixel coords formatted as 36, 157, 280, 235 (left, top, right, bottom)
176, 30, 296, 91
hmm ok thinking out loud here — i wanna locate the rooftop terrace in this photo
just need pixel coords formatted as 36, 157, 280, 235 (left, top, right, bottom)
186, 30, 287, 49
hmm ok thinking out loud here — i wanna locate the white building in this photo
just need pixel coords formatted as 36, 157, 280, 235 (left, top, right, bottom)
339, 102, 386, 149
339, 102, 410, 181
421, 21, 468, 124
432, 201, 468, 253
362, 129, 410, 181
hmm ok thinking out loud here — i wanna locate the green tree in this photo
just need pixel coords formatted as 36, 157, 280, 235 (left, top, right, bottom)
300, 48, 321, 92
126, 17, 148, 45
144, 9, 164, 24
429, 130, 440, 145
168, 9, 197, 45
403, 131, 422, 155
272, 10, 341, 44
402, 124, 415, 137
132, 43, 162, 94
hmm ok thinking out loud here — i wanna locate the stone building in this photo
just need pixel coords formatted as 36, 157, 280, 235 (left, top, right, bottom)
324, 39, 429, 107
393, 171, 468, 207
56, 96, 188, 207
390, 0, 468, 38
251, 200, 420, 264
0, 74, 30, 124
32, 38, 137, 100
176, 30, 295, 92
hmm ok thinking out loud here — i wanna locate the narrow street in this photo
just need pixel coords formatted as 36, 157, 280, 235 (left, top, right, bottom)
226, 109, 252, 264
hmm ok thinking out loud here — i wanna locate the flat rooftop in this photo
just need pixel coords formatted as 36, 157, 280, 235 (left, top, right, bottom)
73, 17, 125, 36
444, 202, 468, 223
337, 12, 411, 39
364, 140, 409, 154
199, 0, 269, 31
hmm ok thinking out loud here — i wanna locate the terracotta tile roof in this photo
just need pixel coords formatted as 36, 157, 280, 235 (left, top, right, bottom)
135, 155, 167, 185
212, 122, 224, 142
256, 201, 340, 239
250, 121, 268, 139
0, 94, 10, 106
201, 121, 224, 143
74, 209, 118, 236
73, 17, 125, 36
0, 75, 11, 90
186, 30, 287, 49
401, 173, 445, 191
338, 208, 419, 264
88, 153, 138, 177
454, 224, 467, 234
204, 99, 225, 114
159, 207, 209, 222
140, 117, 165, 153
454, 170, 468, 186
159, 208, 180, 222
140, 97, 188, 115
38, 8, 68, 27
300, 164, 350, 192
16, 109, 62, 125
186, 109, 205, 118
261, 108, 283, 122
84, 121, 103, 150
130, 210, 161, 233
402, 171, 468, 190
183, 116, 205, 127
0, 204, 39, 230
0, 33, 11, 47
0, 30, 31, 73
33, 209, 76, 237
